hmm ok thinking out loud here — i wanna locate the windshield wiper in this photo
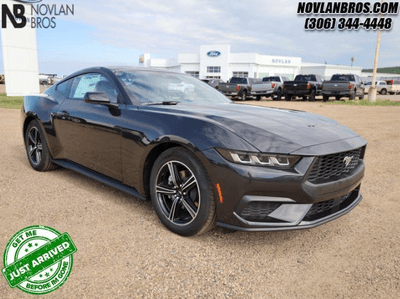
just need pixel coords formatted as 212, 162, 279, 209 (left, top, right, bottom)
143, 101, 179, 106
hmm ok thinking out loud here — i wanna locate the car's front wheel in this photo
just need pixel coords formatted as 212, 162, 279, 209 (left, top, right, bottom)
150, 148, 216, 236
25, 120, 57, 171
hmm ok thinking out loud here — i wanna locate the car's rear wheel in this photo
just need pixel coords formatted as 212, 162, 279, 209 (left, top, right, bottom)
335, 96, 341, 101
275, 88, 282, 100
309, 89, 316, 102
150, 148, 216, 236
239, 91, 247, 101
380, 88, 387, 95
349, 92, 355, 100
256, 95, 261, 101
25, 120, 57, 171
285, 95, 292, 101
323, 95, 329, 102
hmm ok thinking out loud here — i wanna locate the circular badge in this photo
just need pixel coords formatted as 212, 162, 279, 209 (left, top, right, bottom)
2, 225, 77, 295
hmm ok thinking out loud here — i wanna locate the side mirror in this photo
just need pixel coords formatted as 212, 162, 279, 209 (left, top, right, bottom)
84, 92, 118, 107
84, 92, 110, 103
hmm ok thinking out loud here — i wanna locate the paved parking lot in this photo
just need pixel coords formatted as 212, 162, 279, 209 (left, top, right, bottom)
1, 102, 399, 298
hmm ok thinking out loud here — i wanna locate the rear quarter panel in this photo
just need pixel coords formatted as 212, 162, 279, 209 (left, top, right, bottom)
22, 91, 64, 158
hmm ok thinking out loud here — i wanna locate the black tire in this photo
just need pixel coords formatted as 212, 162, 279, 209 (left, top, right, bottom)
389, 92, 394, 95
381, 88, 387, 95
275, 88, 282, 100
359, 90, 365, 100
302, 96, 307, 101
150, 148, 216, 236
335, 96, 341, 101
239, 91, 247, 101
25, 120, 57, 171
323, 95, 329, 102
256, 95, 261, 101
285, 94, 292, 101
309, 89, 316, 102
349, 92, 355, 100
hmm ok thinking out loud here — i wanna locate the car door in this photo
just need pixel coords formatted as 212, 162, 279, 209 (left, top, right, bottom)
54, 72, 123, 181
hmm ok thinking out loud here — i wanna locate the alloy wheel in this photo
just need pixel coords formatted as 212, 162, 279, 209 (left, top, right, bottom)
155, 160, 201, 226
27, 127, 43, 165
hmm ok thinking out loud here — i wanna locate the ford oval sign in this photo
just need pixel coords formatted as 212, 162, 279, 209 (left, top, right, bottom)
207, 51, 221, 57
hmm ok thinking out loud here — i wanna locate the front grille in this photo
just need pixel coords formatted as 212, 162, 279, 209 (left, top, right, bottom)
239, 202, 281, 222
306, 193, 350, 217
307, 148, 362, 183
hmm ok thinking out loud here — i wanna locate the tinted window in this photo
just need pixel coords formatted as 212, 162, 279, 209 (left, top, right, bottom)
294, 75, 316, 81
69, 73, 118, 102
230, 77, 247, 84
56, 79, 72, 97
331, 75, 355, 81
262, 76, 280, 82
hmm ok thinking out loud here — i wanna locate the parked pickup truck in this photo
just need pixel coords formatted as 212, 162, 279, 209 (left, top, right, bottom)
385, 79, 400, 94
321, 74, 364, 101
282, 74, 323, 101
364, 81, 389, 95
217, 77, 274, 101
261, 76, 290, 100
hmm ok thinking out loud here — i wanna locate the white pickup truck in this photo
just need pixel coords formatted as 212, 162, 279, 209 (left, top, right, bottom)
385, 80, 400, 94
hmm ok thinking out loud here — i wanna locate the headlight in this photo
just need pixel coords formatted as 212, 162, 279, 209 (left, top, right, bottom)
215, 148, 300, 168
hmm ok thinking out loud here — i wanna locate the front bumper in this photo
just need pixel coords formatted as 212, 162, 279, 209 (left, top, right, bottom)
197, 145, 366, 231
218, 187, 362, 231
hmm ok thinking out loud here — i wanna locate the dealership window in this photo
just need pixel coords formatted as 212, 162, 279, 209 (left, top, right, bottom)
232, 72, 249, 78
185, 71, 199, 78
207, 66, 221, 73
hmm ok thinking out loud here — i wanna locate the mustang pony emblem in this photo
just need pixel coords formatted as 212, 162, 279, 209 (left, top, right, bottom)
343, 156, 354, 167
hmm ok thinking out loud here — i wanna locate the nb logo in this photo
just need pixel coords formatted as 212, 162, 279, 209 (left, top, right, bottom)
1, 4, 27, 28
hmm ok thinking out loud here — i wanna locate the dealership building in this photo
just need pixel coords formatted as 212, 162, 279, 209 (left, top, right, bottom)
139, 45, 362, 81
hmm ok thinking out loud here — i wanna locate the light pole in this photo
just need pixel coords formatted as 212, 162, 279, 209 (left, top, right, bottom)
368, 0, 385, 102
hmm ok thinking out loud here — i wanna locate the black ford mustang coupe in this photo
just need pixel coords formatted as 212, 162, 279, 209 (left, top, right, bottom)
21, 67, 367, 236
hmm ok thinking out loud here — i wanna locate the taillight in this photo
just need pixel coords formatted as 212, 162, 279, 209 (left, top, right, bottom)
236, 85, 240, 91
272, 83, 276, 88
349, 84, 354, 89
307, 83, 311, 89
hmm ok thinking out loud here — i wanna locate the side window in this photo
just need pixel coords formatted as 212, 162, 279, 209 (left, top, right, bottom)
56, 79, 72, 97
69, 73, 119, 103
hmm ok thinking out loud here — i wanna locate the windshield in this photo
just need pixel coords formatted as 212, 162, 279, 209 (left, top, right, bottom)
115, 70, 232, 105
331, 75, 355, 81
262, 76, 280, 82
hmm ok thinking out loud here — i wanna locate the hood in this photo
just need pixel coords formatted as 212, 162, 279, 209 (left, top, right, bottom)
141, 103, 364, 155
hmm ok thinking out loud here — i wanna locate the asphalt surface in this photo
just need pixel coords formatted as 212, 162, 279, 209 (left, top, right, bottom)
0, 102, 399, 298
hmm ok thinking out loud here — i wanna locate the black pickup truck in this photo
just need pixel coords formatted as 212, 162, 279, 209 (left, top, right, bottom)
282, 74, 324, 101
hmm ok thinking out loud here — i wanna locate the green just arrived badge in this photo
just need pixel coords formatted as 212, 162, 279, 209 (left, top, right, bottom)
2, 225, 77, 295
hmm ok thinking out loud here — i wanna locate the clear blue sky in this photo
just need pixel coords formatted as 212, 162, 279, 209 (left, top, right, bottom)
1, 0, 399, 77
